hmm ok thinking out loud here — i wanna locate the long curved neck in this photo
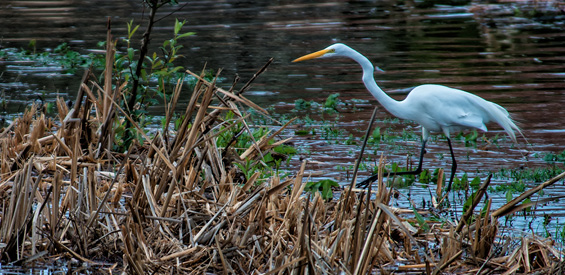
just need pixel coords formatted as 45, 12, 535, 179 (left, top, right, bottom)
347, 50, 406, 119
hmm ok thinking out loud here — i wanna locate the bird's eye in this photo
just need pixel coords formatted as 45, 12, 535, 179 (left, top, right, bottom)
328, 49, 336, 53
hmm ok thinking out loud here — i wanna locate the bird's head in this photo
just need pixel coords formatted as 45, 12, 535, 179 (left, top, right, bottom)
292, 43, 352, 62
292, 43, 385, 72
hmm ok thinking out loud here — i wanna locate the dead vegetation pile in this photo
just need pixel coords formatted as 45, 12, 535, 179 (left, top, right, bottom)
1, 42, 565, 275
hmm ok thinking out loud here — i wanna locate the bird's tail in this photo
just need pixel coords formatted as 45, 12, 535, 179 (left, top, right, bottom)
487, 102, 524, 143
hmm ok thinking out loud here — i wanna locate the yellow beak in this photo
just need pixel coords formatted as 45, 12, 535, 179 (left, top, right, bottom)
292, 49, 331, 62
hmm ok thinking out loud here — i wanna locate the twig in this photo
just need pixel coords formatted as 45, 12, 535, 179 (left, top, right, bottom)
336, 107, 379, 231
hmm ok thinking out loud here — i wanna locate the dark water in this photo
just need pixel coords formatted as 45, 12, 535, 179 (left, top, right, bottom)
2, 0, 565, 260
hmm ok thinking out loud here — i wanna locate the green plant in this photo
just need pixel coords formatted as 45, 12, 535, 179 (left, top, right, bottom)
320, 122, 343, 140
234, 159, 260, 181
558, 223, 565, 245
122, 18, 194, 104
451, 173, 481, 191
375, 162, 416, 188
304, 179, 340, 200
495, 166, 563, 184
324, 93, 340, 111
295, 129, 310, 136
4, 42, 99, 75
455, 130, 479, 147
294, 98, 314, 110
401, 129, 418, 141
418, 168, 432, 184
412, 207, 430, 233
345, 134, 357, 145
106, 16, 197, 150
368, 127, 381, 144
214, 111, 297, 179
273, 144, 297, 156
544, 150, 565, 163
28, 39, 37, 55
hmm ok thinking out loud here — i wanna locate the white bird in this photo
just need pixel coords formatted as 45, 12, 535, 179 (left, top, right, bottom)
293, 43, 522, 191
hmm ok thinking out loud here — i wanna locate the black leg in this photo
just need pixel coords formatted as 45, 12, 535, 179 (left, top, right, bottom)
444, 137, 457, 193
357, 140, 428, 188
413, 139, 427, 174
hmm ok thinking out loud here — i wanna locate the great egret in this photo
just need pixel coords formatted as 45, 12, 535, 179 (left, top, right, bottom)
293, 43, 522, 191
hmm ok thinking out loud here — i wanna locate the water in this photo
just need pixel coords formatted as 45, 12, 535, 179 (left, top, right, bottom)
1, 0, 565, 265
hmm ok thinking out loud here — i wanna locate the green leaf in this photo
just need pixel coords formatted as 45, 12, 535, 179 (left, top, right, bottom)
523, 198, 532, 212
169, 66, 184, 74
294, 98, 312, 110
324, 93, 340, 110
413, 208, 430, 232
465, 130, 478, 142
295, 129, 310, 135
419, 169, 430, 184
305, 179, 339, 200
127, 48, 134, 61
505, 190, 513, 203
174, 19, 182, 35
372, 127, 381, 139
140, 68, 147, 82
178, 32, 195, 39
470, 176, 481, 190
462, 192, 475, 215
274, 144, 297, 155
127, 20, 140, 39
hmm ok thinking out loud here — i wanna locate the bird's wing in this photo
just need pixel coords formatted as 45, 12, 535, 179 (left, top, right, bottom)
407, 85, 489, 133
450, 108, 489, 131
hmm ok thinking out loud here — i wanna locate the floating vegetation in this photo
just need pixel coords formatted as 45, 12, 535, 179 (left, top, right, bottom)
544, 150, 565, 163
0, 42, 98, 75
494, 166, 565, 187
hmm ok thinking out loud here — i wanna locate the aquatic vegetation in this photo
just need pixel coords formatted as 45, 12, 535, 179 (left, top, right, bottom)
494, 166, 564, 186
320, 120, 344, 140
344, 133, 357, 145
293, 93, 365, 115
557, 223, 565, 245
214, 111, 296, 182
367, 126, 401, 144
544, 149, 565, 163
294, 98, 315, 110
0, 43, 98, 74
2, 0, 565, 272
368, 127, 382, 144
412, 207, 431, 233
304, 179, 340, 200
294, 128, 311, 136
491, 180, 527, 193
233, 159, 261, 182
451, 173, 482, 191
323, 92, 341, 111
